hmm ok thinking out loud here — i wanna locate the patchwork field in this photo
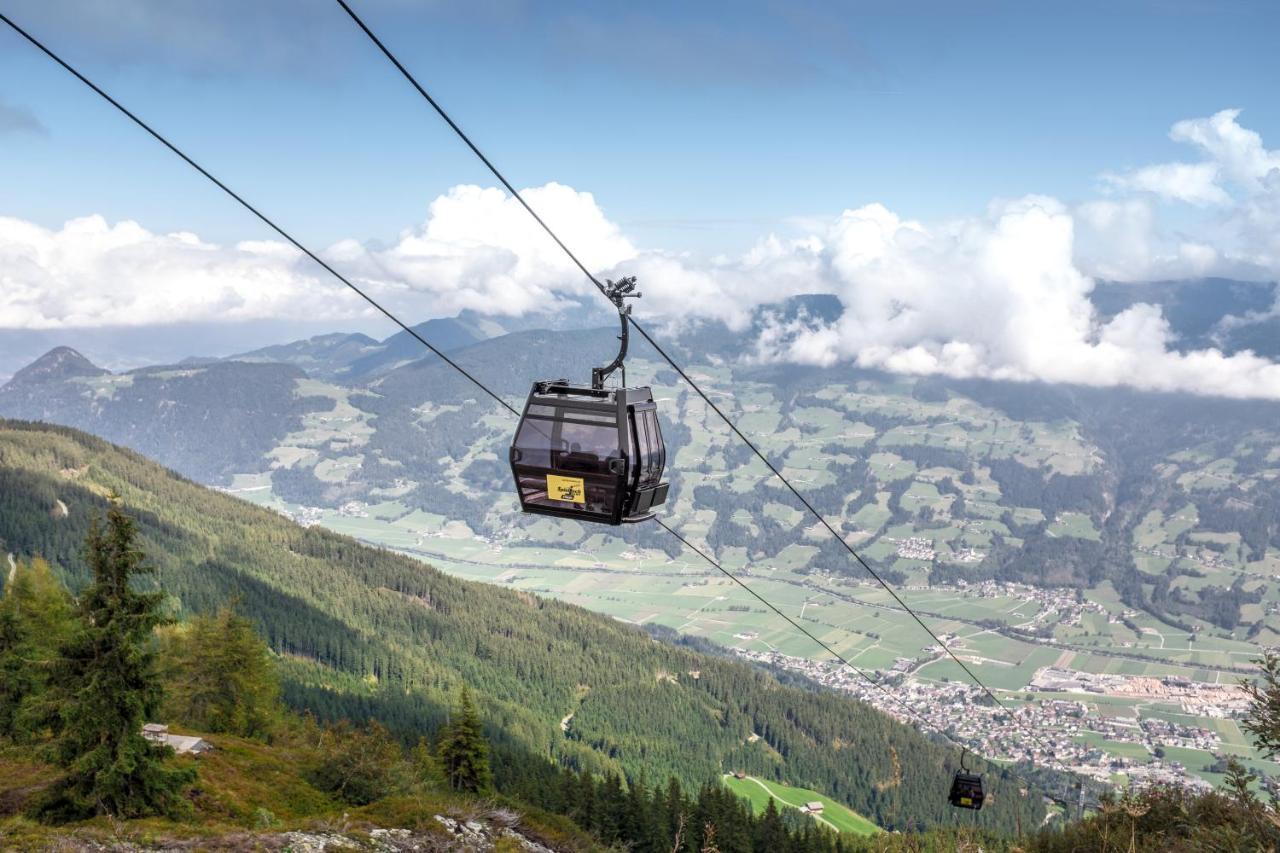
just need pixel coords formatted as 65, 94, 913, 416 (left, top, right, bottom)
219, 357, 1280, 793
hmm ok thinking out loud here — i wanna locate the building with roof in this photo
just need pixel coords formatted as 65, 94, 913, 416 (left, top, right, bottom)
142, 723, 213, 756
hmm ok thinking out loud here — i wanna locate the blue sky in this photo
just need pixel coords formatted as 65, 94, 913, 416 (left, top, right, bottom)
3, 0, 1277, 255
4, 1, 1280, 399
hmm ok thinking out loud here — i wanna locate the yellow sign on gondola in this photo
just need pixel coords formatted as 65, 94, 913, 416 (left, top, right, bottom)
547, 474, 585, 504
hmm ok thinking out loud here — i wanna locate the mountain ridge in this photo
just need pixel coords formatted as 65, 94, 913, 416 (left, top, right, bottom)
3, 345, 107, 388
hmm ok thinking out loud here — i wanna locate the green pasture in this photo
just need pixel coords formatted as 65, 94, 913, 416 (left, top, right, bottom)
721, 775, 879, 835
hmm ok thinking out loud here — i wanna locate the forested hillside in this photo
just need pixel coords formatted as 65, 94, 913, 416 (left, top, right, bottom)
0, 420, 1044, 833
0, 349, 329, 482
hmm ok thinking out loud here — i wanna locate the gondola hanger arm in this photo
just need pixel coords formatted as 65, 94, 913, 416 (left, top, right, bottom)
592, 276, 641, 390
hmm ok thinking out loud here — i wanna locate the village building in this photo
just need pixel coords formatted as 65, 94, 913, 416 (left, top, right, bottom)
142, 723, 213, 756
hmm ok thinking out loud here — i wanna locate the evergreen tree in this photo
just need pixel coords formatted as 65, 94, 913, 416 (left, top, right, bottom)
37, 501, 195, 821
0, 602, 32, 740
161, 605, 282, 739
0, 557, 74, 742
436, 686, 492, 794
597, 773, 626, 843
409, 735, 436, 787
757, 798, 787, 852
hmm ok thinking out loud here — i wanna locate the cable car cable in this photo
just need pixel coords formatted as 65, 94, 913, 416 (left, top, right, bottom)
332, 0, 602, 300
660, 517, 1050, 811
333, 0, 1072, 775
656, 518, 962, 744
0, 11, 519, 422
2, 8, 1073, 800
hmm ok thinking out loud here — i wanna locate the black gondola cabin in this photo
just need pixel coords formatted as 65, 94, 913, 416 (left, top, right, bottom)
948, 771, 985, 810
509, 380, 669, 525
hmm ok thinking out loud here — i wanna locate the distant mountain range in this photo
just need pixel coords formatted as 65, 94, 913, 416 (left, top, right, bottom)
3, 282, 1279, 639
4, 276, 1271, 385
1092, 278, 1279, 358
0, 346, 327, 482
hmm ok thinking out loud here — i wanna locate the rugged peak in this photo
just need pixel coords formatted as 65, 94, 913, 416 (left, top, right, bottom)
4, 346, 108, 389
758, 293, 845, 326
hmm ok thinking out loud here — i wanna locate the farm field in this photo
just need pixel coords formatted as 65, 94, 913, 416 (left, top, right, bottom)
212, 357, 1280, 795
721, 774, 880, 835
230, 486, 1260, 679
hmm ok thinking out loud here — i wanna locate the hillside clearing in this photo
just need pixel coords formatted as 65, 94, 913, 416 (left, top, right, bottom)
722, 774, 879, 836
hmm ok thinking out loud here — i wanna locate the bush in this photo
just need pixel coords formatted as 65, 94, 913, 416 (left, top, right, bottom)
310, 720, 406, 805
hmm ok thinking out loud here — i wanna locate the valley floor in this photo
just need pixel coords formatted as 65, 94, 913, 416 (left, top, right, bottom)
224, 483, 1279, 793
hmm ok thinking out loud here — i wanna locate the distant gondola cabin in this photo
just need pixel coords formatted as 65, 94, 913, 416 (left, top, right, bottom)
948, 771, 985, 810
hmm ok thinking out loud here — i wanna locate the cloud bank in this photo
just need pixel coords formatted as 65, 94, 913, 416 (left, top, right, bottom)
1088, 109, 1280, 281
3, 110, 1280, 399
0, 184, 632, 330
747, 198, 1280, 399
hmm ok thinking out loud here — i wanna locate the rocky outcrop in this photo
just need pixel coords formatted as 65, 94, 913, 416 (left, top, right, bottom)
22, 813, 566, 852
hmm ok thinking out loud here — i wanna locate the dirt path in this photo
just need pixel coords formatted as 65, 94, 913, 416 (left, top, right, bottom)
677, 595, 726, 631
741, 776, 840, 833
6, 553, 15, 586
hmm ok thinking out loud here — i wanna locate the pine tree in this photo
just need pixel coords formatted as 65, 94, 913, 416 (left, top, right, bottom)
1224, 756, 1258, 807
1243, 650, 1280, 758
409, 735, 436, 787
0, 557, 74, 742
757, 797, 787, 852
436, 686, 492, 794
36, 502, 195, 821
0, 603, 32, 740
161, 605, 281, 739
598, 772, 626, 843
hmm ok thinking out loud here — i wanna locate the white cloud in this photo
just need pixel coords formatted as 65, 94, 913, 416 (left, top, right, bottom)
5, 109, 1280, 400
1092, 109, 1280, 281
747, 197, 1280, 399
1106, 108, 1280, 204
0, 184, 635, 330
0, 215, 346, 329
1170, 108, 1280, 191
1103, 162, 1228, 206
334, 183, 637, 319
1073, 199, 1224, 281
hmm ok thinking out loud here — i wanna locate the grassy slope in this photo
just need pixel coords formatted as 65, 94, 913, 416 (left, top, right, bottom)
722, 775, 880, 836
0, 736, 591, 850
